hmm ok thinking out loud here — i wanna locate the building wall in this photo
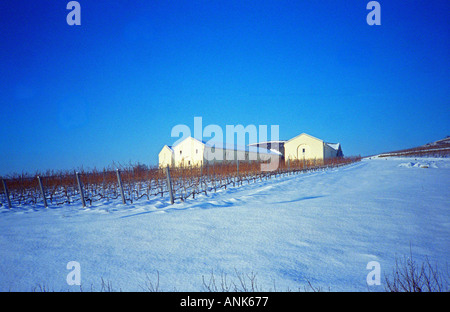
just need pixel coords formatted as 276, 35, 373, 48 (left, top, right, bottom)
159, 136, 281, 168
284, 133, 325, 161
324, 143, 337, 159
158, 146, 174, 168
203, 147, 258, 164
173, 137, 205, 167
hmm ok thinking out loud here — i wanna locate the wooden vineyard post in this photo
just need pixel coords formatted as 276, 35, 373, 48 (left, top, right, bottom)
116, 169, 126, 204
236, 159, 239, 186
165, 165, 174, 205
75, 172, 86, 208
200, 165, 203, 193
37, 176, 48, 208
1, 178, 11, 209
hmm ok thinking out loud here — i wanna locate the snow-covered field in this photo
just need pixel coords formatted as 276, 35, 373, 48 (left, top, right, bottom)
0, 157, 449, 292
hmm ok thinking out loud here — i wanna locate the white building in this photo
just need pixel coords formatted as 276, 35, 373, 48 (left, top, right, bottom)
159, 136, 281, 168
284, 133, 343, 162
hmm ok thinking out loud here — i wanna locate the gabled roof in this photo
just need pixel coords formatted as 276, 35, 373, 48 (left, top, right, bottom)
171, 136, 206, 148
159, 144, 174, 155
285, 133, 323, 144
164, 145, 174, 151
326, 143, 341, 151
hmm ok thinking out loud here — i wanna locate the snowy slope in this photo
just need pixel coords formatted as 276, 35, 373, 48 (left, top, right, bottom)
0, 157, 449, 291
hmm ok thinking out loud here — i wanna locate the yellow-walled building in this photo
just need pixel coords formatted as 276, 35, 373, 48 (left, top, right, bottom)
284, 133, 343, 162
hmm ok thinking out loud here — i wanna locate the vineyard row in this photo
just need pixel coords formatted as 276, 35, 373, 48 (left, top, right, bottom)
0, 157, 361, 209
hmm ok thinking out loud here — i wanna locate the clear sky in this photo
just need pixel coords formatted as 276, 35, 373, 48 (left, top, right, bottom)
0, 1, 449, 175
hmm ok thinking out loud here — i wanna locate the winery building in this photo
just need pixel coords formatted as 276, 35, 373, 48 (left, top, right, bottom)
159, 133, 342, 167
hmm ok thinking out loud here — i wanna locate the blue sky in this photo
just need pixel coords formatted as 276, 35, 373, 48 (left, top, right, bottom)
0, 0, 449, 175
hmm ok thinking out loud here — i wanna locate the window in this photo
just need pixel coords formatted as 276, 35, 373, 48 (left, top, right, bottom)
180, 150, 182, 155
188, 161, 191, 165
211, 147, 215, 153
302, 148, 306, 153
196, 149, 198, 154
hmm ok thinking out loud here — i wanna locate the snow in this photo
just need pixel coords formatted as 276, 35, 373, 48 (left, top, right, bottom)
397, 159, 450, 169
326, 143, 340, 151
0, 157, 449, 292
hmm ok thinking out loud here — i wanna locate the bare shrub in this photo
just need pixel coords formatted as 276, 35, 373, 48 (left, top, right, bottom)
385, 250, 449, 292
140, 271, 160, 292
202, 269, 263, 292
